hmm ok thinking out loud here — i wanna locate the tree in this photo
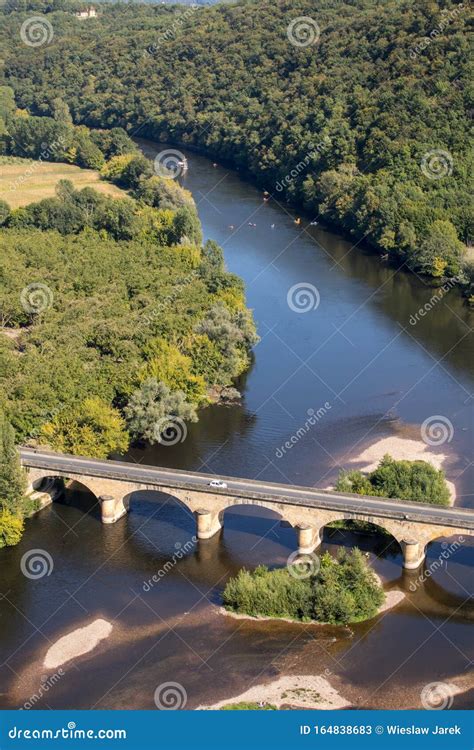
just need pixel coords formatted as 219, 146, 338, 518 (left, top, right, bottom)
140, 339, 207, 402
416, 220, 465, 277
0, 409, 27, 516
312, 549, 384, 625
125, 379, 197, 444
0, 200, 10, 226
0, 509, 24, 549
170, 205, 202, 246
222, 549, 384, 625
40, 398, 129, 458
336, 454, 450, 506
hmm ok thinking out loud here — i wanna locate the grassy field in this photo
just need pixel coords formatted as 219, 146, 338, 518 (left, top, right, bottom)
0, 158, 128, 208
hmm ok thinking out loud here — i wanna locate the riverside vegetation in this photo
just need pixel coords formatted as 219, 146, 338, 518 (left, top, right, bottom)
0, 103, 257, 545
0, 0, 472, 300
335, 454, 451, 506
222, 548, 385, 625
0, 109, 257, 458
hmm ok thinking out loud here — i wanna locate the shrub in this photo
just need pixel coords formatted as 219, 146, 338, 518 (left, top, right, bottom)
335, 454, 450, 506
220, 702, 277, 710
222, 565, 313, 620
313, 550, 384, 625
222, 549, 384, 625
0, 509, 24, 548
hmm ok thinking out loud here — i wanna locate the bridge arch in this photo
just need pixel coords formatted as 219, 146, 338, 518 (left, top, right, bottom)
323, 518, 403, 556
217, 501, 296, 552
27, 469, 101, 516
123, 488, 196, 533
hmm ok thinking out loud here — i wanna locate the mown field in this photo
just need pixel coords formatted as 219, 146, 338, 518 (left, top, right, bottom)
0, 157, 127, 208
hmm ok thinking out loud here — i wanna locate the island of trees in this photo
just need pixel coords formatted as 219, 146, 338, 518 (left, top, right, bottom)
0, 0, 472, 300
335, 454, 451, 506
223, 548, 385, 625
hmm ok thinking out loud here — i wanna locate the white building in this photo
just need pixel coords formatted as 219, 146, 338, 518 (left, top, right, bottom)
75, 7, 97, 19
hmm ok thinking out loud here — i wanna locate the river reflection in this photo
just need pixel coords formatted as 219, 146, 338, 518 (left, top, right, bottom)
0, 486, 472, 710
132, 140, 474, 510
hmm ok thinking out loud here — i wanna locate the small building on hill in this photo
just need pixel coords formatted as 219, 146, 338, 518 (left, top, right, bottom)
75, 7, 97, 19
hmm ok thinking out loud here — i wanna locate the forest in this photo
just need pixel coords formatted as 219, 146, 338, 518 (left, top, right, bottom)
0, 0, 472, 294
0, 109, 258, 461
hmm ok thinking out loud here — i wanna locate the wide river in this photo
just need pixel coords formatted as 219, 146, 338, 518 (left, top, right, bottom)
0, 143, 472, 710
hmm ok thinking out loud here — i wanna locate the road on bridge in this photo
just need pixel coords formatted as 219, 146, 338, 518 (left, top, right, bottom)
21, 447, 474, 530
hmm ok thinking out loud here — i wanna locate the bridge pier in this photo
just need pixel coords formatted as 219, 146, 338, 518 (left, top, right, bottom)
296, 523, 321, 554
401, 539, 425, 570
195, 508, 221, 540
100, 495, 128, 525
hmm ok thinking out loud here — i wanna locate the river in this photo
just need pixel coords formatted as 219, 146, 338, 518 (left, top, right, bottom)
0, 143, 472, 710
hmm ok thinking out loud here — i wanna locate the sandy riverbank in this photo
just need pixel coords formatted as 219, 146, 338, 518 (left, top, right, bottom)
197, 673, 350, 710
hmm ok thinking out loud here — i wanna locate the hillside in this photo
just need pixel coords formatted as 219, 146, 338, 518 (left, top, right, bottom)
0, 0, 472, 285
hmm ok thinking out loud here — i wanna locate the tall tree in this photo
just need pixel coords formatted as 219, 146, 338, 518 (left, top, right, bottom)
0, 409, 27, 516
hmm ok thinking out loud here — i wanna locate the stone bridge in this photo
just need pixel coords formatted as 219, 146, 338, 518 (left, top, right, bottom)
22, 448, 474, 571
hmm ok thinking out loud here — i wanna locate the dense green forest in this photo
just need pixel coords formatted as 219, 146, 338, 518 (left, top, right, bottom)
0, 112, 257, 459
0, 0, 472, 292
